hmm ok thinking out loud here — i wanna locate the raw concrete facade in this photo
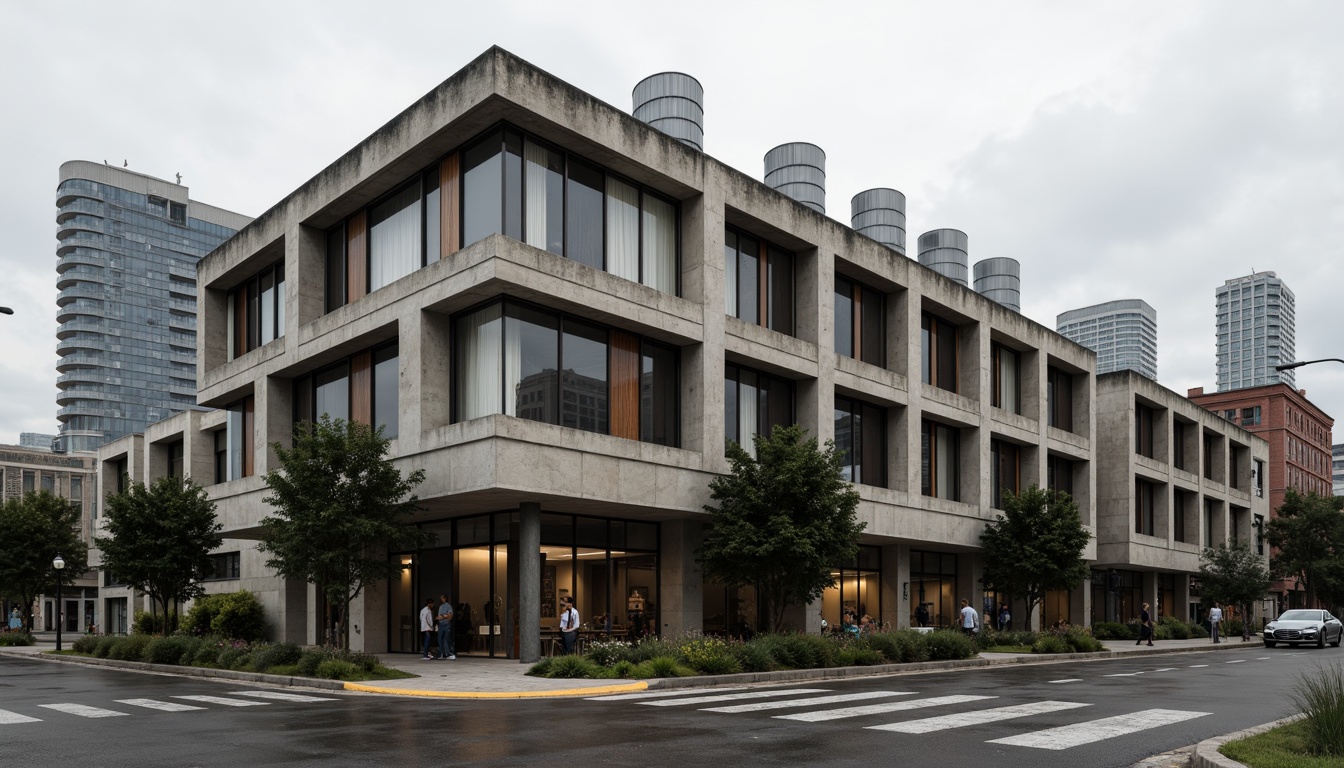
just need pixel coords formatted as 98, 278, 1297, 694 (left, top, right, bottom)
1094, 371, 1270, 625
97, 47, 1102, 656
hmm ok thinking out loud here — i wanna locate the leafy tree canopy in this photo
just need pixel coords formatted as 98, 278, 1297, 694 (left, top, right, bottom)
0, 491, 88, 632
260, 416, 428, 648
1265, 489, 1344, 609
1198, 539, 1271, 618
980, 485, 1092, 630
699, 424, 864, 634
95, 475, 223, 635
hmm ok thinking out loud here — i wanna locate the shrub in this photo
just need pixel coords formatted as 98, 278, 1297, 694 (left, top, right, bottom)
526, 658, 554, 677
143, 636, 194, 665
192, 642, 221, 667
0, 633, 34, 647
195, 591, 268, 643
94, 636, 119, 658
625, 637, 681, 664
251, 642, 303, 672
584, 640, 631, 667
71, 635, 100, 654
925, 630, 977, 660
1290, 661, 1344, 756
108, 634, 152, 661
216, 647, 250, 670
315, 659, 360, 680
645, 655, 693, 678
545, 654, 599, 678
132, 610, 178, 636
680, 636, 739, 674
756, 633, 836, 669
1061, 626, 1103, 653
836, 647, 885, 666
1158, 616, 1192, 640
609, 660, 638, 678
297, 649, 327, 676
733, 640, 776, 673
1224, 618, 1245, 637
1092, 622, 1136, 641
1033, 634, 1071, 654
1190, 623, 1209, 639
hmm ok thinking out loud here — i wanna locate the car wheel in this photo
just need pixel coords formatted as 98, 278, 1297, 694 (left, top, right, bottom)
1319, 633, 1327, 649
1333, 629, 1342, 648
1264, 641, 1277, 648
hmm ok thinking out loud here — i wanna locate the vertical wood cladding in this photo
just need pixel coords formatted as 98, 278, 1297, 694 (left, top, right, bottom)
243, 396, 255, 478
609, 330, 640, 440
346, 210, 367, 304
351, 350, 373, 425
441, 153, 460, 257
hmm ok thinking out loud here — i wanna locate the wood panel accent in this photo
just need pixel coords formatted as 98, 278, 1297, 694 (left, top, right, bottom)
441, 153, 460, 257
609, 330, 641, 441
758, 239, 768, 327
233, 289, 247, 358
852, 284, 863, 361
243, 396, 255, 478
350, 350, 373, 426
346, 210, 367, 304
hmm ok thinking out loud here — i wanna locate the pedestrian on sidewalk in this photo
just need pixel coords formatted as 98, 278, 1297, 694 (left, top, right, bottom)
959, 599, 979, 637
420, 598, 436, 659
436, 594, 456, 660
1209, 604, 1223, 644
998, 605, 1011, 632
1136, 603, 1154, 646
559, 596, 580, 655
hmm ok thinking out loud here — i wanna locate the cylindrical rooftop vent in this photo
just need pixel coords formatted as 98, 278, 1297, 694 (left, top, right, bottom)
633, 72, 704, 151
851, 188, 907, 255
973, 257, 1021, 312
917, 229, 969, 286
764, 143, 825, 214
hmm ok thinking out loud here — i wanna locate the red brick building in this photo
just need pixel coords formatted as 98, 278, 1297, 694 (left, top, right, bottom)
1188, 384, 1333, 609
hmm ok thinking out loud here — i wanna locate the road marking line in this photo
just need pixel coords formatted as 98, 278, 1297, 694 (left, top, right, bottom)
1227, 660, 1246, 664
229, 691, 337, 703
1103, 673, 1141, 677
172, 695, 269, 707
1047, 679, 1083, 684
38, 703, 128, 719
1189, 664, 1209, 668
1153, 668, 1176, 672
641, 689, 830, 707
587, 688, 748, 702
988, 708, 1210, 750
703, 691, 914, 713
775, 695, 994, 722
1257, 657, 1271, 660
869, 700, 1092, 734
116, 699, 206, 712
0, 710, 42, 725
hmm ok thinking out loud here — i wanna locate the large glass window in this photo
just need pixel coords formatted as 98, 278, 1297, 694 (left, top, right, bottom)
505, 304, 560, 422
992, 343, 1020, 414
1136, 478, 1156, 536
725, 227, 793, 335
835, 275, 884, 366
314, 362, 351, 423
560, 319, 609, 433
524, 139, 565, 256
218, 397, 253, 483
369, 181, 422, 291
1047, 455, 1074, 499
373, 343, 399, 440
566, 159, 605, 269
834, 395, 886, 487
166, 440, 184, 478
921, 312, 958, 393
990, 440, 1020, 509
724, 363, 795, 457
640, 341, 678, 447
1047, 366, 1073, 432
921, 420, 960, 500
228, 261, 285, 358
463, 131, 505, 247
1173, 421, 1187, 471
1136, 403, 1155, 459
910, 551, 958, 628
325, 225, 346, 313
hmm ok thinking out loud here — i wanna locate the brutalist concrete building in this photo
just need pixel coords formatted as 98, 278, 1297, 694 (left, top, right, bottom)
98, 48, 1113, 658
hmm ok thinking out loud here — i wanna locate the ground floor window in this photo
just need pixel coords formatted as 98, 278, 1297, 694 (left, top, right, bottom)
820, 545, 882, 632
702, 584, 759, 638
910, 550, 958, 628
1091, 568, 1143, 625
106, 598, 128, 635
1157, 573, 1176, 618
1044, 589, 1071, 627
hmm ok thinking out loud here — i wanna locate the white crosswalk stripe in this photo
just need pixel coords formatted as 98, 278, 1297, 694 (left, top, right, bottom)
585, 688, 748, 702
641, 688, 830, 707
38, 703, 128, 718
988, 708, 1210, 750
868, 700, 1091, 734
116, 699, 207, 712
172, 695, 269, 707
702, 691, 915, 713
1047, 679, 1083, 684
229, 691, 338, 703
775, 694, 994, 722
0, 710, 42, 725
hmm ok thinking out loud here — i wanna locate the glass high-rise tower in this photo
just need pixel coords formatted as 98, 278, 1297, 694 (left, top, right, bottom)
1056, 299, 1158, 380
1215, 271, 1295, 392
55, 161, 251, 452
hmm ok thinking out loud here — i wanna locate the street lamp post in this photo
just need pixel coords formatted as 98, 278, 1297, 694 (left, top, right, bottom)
52, 553, 65, 651
0, 306, 13, 315
1275, 359, 1344, 372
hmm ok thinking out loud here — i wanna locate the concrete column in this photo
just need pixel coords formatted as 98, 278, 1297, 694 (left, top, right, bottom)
290, 224, 324, 330
518, 502, 540, 664
1176, 574, 1194, 624
281, 577, 307, 645
358, 568, 388, 654
803, 596, 823, 635
261, 376, 291, 473
659, 518, 703, 637
406, 309, 452, 451
1142, 571, 1159, 624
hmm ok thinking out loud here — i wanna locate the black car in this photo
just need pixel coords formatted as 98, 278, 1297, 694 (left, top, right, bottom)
1263, 609, 1344, 648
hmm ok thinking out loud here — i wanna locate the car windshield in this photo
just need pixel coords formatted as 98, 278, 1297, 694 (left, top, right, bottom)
1279, 610, 1324, 622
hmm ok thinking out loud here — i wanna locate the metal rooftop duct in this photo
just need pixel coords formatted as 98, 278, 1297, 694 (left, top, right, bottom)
632, 72, 704, 151
917, 229, 969, 286
851, 188, 907, 255
973, 257, 1021, 312
764, 143, 826, 214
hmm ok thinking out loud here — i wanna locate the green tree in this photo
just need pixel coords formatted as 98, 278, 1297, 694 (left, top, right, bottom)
259, 416, 428, 648
1265, 489, 1344, 609
0, 491, 89, 632
980, 486, 1092, 630
699, 424, 864, 634
1198, 539, 1271, 631
96, 475, 223, 635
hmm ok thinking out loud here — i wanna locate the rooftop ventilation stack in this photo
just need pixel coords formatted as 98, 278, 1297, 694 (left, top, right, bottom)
973, 257, 1021, 312
917, 229, 969, 286
851, 188, 907, 255
632, 72, 704, 151
764, 143, 826, 214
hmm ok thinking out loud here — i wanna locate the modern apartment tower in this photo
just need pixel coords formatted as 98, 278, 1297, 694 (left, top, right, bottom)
1056, 299, 1157, 380
55, 162, 250, 452
1215, 271, 1295, 392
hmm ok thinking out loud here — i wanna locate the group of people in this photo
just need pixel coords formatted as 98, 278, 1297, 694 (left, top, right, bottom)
1135, 601, 1250, 646
418, 595, 583, 659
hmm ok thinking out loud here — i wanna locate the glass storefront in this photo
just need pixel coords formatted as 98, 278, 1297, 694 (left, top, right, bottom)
1091, 568, 1144, 625
911, 550, 958, 628
388, 511, 659, 657
821, 546, 881, 630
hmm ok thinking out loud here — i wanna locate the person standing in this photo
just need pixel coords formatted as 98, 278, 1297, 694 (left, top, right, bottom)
915, 602, 930, 628
1208, 603, 1224, 644
559, 596, 580, 655
436, 594, 456, 660
419, 598, 436, 659
959, 599, 979, 637
998, 605, 1011, 632
1136, 602, 1154, 646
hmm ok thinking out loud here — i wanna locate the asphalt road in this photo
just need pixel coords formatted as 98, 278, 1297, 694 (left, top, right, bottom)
0, 644, 1327, 768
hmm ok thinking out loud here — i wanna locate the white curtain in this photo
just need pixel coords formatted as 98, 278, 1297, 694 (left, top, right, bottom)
607, 178, 639, 282
369, 185, 422, 291
642, 195, 676, 293
525, 142, 552, 253
457, 304, 502, 420
739, 376, 759, 459
724, 240, 738, 317
1001, 350, 1019, 413
503, 311, 525, 417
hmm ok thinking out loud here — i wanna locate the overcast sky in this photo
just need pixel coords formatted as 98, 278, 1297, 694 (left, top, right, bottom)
2, 2, 1342, 444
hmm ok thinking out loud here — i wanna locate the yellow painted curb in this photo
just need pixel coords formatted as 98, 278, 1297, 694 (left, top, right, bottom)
342, 680, 649, 699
